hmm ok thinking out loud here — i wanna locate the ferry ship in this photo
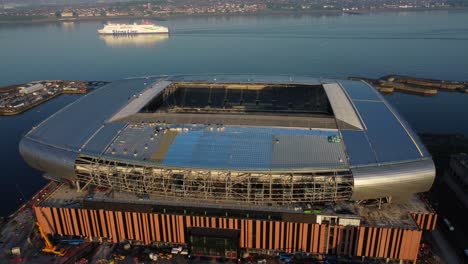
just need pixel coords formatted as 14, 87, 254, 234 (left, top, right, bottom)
98, 22, 169, 35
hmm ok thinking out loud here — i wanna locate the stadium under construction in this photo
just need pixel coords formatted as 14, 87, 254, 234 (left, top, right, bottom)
20, 75, 437, 262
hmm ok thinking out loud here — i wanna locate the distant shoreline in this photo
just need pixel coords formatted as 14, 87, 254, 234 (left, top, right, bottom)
0, 7, 467, 25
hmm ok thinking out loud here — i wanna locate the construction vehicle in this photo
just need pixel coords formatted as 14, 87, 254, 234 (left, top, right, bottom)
111, 253, 126, 260
60, 238, 85, 245
36, 222, 66, 256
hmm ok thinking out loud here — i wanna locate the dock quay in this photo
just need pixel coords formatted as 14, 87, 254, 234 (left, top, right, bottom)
0, 80, 108, 116
385, 75, 465, 90
350, 75, 467, 95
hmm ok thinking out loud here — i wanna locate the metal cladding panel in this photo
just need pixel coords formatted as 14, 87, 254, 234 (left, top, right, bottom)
338, 80, 380, 101
353, 101, 423, 163
323, 83, 363, 130
167, 74, 321, 85
271, 134, 348, 169
340, 130, 377, 166
383, 100, 430, 157
19, 137, 77, 181
228, 130, 272, 169
162, 126, 346, 171
25, 78, 160, 151
109, 80, 172, 122
162, 130, 202, 167
105, 124, 164, 161
351, 159, 435, 200
339, 80, 430, 167
82, 123, 126, 154
190, 131, 240, 168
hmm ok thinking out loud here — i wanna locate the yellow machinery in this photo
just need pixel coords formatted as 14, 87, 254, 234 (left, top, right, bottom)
36, 222, 66, 256
111, 253, 126, 260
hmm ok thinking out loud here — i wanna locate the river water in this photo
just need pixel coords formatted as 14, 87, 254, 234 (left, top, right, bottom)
0, 10, 468, 216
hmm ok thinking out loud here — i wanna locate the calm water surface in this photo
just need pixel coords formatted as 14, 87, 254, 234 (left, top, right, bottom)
0, 11, 468, 215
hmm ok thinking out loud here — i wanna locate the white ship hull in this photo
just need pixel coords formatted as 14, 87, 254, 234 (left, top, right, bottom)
99, 34, 169, 47
98, 23, 169, 35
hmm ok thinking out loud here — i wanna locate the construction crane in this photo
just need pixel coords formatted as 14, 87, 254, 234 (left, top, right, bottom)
34, 205, 67, 256
36, 222, 66, 257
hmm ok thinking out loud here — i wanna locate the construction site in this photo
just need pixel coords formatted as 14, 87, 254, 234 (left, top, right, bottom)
3, 75, 440, 263
1, 180, 438, 263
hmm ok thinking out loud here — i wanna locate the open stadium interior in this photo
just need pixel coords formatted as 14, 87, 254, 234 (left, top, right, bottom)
142, 83, 331, 115
129, 82, 340, 130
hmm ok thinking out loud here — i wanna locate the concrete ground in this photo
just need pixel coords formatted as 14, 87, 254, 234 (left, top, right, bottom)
427, 228, 461, 264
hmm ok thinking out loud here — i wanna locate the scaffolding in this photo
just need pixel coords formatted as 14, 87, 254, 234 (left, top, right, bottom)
75, 155, 354, 207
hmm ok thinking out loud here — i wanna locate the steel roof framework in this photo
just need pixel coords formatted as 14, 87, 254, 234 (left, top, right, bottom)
75, 155, 354, 208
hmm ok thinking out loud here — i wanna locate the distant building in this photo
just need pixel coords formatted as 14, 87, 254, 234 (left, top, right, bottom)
61, 10, 74, 17
18, 84, 44, 94
105, 11, 129, 16
12, 102, 25, 108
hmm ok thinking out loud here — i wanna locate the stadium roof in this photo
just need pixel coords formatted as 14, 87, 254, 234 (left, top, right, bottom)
23, 75, 428, 165
20, 75, 434, 200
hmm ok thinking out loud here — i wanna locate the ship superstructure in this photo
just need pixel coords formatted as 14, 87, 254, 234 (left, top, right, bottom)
98, 22, 169, 35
